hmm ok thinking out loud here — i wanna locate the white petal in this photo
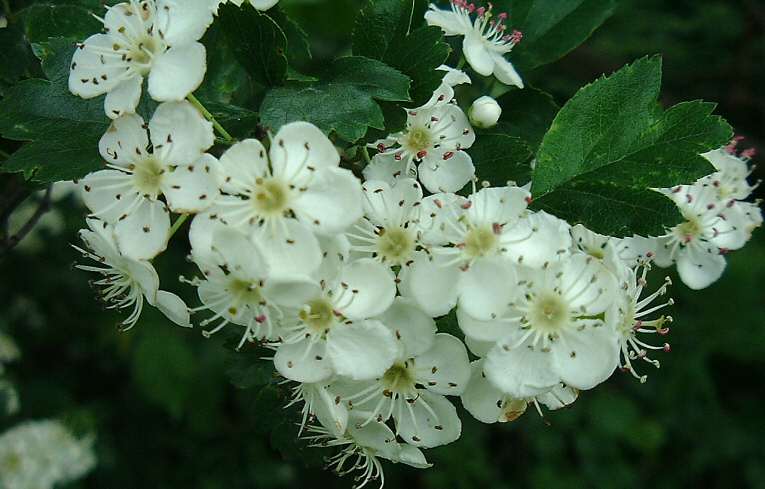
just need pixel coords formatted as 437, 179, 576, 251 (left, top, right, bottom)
395, 445, 432, 469
362, 152, 409, 187
424, 7, 469, 35
468, 186, 529, 227
269, 121, 340, 180
377, 297, 437, 359
154, 290, 192, 327
404, 251, 460, 317
491, 51, 524, 88
80, 170, 138, 222
68, 34, 126, 99
148, 42, 207, 102
219, 139, 269, 193
503, 211, 572, 268
249, 0, 279, 10
461, 361, 505, 424
362, 178, 422, 228
439, 65, 471, 87
292, 167, 363, 235
456, 306, 511, 343
98, 114, 149, 166
458, 257, 517, 321
254, 219, 322, 277
464, 335, 494, 357
156, 0, 215, 44
149, 100, 215, 163
124, 259, 161, 302
274, 339, 333, 383
396, 390, 461, 448
552, 323, 619, 390
262, 276, 321, 309
310, 383, 349, 436
560, 254, 617, 314
314, 233, 351, 285
347, 413, 399, 458
537, 384, 579, 410
334, 259, 396, 320
463, 32, 494, 76
162, 153, 221, 213
417, 193, 469, 245
188, 210, 223, 263
104, 75, 143, 119
114, 199, 171, 260
429, 103, 475, 150
414, 334, 471, 396
676, 246, 726, 290
327, 320, 398, 381
418, 150, 475, 193
484, 339, 560, 398
211, 226, 268, 279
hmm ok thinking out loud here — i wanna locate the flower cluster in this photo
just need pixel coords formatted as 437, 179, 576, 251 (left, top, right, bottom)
0, 420, 96, 489
65, 1, 762, 487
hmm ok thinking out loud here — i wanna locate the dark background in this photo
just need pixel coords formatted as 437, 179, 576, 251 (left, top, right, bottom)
1, 0, 763, 488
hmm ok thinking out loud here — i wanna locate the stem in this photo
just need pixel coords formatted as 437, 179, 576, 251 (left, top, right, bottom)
456, 55, 466, 70
0, 148, 10, 160
361, 146, 371, 164
187, 93, 234, 143
0, 186, 52, 255
168, 213, 189, 239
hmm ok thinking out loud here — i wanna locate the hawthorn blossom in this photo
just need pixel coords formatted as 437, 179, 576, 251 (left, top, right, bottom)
80, 101, 218, 260
273, 259, 399, 383
461, 360, 578, 424
207, 122, 363, 276
468, 95, 502, 128
654, 184, 749, 289
606, 264, 673, 383
286, 379, 349, 436
701, 144, 758, 201
73, 218, 191, 330
460, 253, 620, 398
425, 1, 524, 88
419, 65, 471, 110
69, 0, 216, 118
366, 102, 476, 194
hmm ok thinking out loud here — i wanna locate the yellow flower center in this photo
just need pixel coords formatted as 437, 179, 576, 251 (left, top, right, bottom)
252, 177, 290, 217
528, 293, 570, 334
376, 226, 415, 264
404, 126, 432, 153
132, 157, 164, 197
381, 361, 417, 394
299, 299, 336, 333
463, 226, 498, 258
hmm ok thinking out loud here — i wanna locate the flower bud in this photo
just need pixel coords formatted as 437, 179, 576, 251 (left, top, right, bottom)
469, 96, 502, 128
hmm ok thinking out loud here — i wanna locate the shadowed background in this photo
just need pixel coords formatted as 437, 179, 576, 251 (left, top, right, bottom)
1, 0, 763, 487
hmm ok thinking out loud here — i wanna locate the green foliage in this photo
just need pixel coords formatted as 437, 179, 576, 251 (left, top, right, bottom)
0, 37, 109, 183
469, 133, 533, 185
531, 56, 732, 236
21, 3, 100, 44
495, 86, 559, 152
322, 56, 411, 102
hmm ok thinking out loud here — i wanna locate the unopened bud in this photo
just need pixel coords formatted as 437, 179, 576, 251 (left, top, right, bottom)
469, 96, 502, 129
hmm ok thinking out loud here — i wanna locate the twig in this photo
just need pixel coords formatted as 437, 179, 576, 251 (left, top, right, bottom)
0, 185, 53, 255
187, 93, 234, 143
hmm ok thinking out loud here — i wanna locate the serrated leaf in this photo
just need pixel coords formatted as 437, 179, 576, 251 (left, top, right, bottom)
495, 86, 559, 151
22, 4, 101, 44
323, 56, 411, 102
268, 7, 313, 69
0, 24, 37, 88
218, 5, 288, 88
199, 99, 259, 139
531, 56, 733, 236
501, 0, 619, 70
353, 0, 450, 106
469, 133, 533, 185
0, 38, 109, 183
260, 83, 385, 142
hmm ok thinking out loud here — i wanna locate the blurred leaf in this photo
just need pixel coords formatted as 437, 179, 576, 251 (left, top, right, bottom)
0, 24, 37, 90
226, 348, 277, 390
531, 55, 732, 236
22, 3, 100, 44
495, 86, 559, 151
469, 133, 533, 185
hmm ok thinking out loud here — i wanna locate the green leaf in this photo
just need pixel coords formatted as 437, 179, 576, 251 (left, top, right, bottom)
0, 37, 109, 183
22, 4, 101, 44
199, 99, 259, 139
353, 0, 450, 105
0, 25, 37, 90
323, 56, 411, 102
469, 133, 533, 186
531, 56, 733, 236
195, 23, 255, 105
268, 7, 313, 69
495, 86, 559, 152
218, 5, 288, 88
225, 350, 276, 390
260, 83, 385, 142
504, 0, 619, 70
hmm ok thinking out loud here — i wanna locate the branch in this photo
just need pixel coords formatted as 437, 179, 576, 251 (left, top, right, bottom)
0, 185, 53, 256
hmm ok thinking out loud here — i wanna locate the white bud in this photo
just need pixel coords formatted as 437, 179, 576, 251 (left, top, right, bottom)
468, 96, 502, 128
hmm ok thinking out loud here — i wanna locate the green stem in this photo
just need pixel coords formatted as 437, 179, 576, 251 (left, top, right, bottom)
0, 149, 10, 160
168, 213, 189, 239
361, 146, 371, 164
456, 55, 466, 70
187, 93, 234, 143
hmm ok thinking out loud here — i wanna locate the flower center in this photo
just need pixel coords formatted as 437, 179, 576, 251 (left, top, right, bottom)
501, 399, 528, 422
132, 157, 164, 197
376, 226, 415, 265
676, 218, 702, 242
130, 36, 160, 74
463, 226, 498, 258
299, 299, 336, 333
528, 293, 570, 333
381, 361, 416, 394
403, 126, 432, 154
252, 177, 290, 217
227, 279, 263, 315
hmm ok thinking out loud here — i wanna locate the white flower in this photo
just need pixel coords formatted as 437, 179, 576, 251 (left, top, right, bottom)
208, 122, 363, 276
334, 299, 470, 448
570, 223, 658, 274
461, 360, 578, 424
0, 420, 96, 489
305, 411, 430, 489
425, 1, 524, 88
69, 0, 215, 118
347, 178, 423, 273
286, 379, 349, 436
654, 183, 749, 289
81, 101, 218, 260
366, 102, 476, 194
403, 187, 570, 319
73, 217, 191, 330
468, 95, 502, 128
460, 253, 620, 398
273, 259, 398, 383
185, 226, 319, 348
419, 65, 471, 110
606, 264, 673, 383
701, 145, 757, 201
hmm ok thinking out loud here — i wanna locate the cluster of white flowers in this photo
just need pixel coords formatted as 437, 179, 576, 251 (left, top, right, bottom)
0, 420, 96, 489
65, 1, 761, 487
